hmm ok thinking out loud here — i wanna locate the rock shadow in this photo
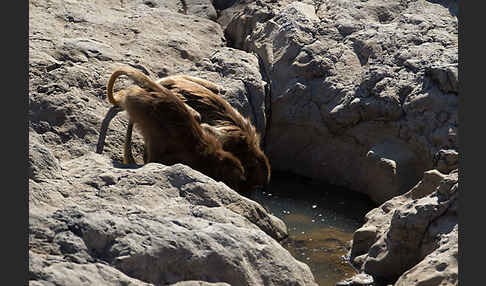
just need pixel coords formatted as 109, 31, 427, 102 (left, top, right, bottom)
426, 0, 458, 17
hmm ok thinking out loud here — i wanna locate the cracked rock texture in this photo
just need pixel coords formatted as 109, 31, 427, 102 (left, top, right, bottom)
29, 151, 316, 285
29, 0, 267, 164
30, 0, 458, 285
29, 0, 315, 285
349, 169, 458, 285
225, 0, 458, 203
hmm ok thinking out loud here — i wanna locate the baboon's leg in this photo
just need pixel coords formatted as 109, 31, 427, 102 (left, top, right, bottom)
96, 106, 123, 154
123, 120, 137, 165
123, 102, 200, 165
122, 91, 181, 164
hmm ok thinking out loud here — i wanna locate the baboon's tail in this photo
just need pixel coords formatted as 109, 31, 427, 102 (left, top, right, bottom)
96, 105, 123, 154
106, 66, 169, 106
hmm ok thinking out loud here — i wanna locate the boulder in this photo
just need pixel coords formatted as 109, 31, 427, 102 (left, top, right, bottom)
348, 169, 458, 285
335, 273, 374, 286
29, 0, 459, 285
182, 47, 269, 138
29, 0, 267, 164
29, 153, 317, 285
225, 0, 458, 203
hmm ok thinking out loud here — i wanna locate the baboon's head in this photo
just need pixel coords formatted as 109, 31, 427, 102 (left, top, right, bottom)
221, 129, 271, 192
245, 149, 271, 189
214, 150, 246, 192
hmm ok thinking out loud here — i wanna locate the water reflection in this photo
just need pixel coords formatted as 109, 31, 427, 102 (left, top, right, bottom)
250, 172, 376, 286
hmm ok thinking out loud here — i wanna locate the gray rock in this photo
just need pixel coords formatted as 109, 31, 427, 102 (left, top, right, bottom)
29, 4, 289, 284
434, 149, 459, 174
394, 225, 458, 286
169, 282, 231, 286
29, 0, 459, 285
29, 251, 153, 286
184, 0, 218, 20
29, 0, 226, 162
183, 47, 269, 138
29, 153, 317, 285
226, 0, 458, 203
335, 273, 374, 286
29, 0, 269, 165
348, 170, 458, 285
29, 132, 62, 182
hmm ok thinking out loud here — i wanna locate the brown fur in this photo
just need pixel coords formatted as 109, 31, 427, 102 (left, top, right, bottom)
101, 66, 246, 191
156, 75, 271, 191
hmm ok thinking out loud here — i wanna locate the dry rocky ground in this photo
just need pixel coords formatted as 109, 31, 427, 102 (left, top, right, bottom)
29, 0, 458, 285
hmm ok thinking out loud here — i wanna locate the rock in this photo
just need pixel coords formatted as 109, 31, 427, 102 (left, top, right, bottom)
335, 273, 374, 286
29, 0, 225, 162
29, 0, 458, 284
348, 169, 458, 285
29, 250, 153, 286
29, 2, 294, 283
186, 47, 269, 138
226, 0, 458, 203
428, 65, 458, 94
394, 225, 458, 286
29, 0, 269, 166
434, 149, 459, 174
29, 132, 62, 182
169, 282, 231, 286
184, 0, 218, 20
29, 153, 317, 285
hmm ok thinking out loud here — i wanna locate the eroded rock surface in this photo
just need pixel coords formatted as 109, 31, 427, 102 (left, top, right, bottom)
29, 151, 317, 285
225, 0, 458, 203
29, 0, 267, 164
29, 0, 458, 285
348, 169, 458, 285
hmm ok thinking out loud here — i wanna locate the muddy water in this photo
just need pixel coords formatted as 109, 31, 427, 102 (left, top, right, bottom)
250, 173, 376, 286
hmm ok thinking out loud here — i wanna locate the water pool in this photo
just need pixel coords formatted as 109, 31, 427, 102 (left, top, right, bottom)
250, 173, 376, 286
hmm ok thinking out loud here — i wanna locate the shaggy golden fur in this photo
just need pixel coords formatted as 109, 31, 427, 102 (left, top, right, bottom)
97, 66, 246, 191
124, 74, 271, 192
159, 75, 271, 191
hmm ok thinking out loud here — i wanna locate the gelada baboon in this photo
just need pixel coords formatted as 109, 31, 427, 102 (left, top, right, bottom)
124, 73, 271, 192
97, 66, 246, 191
